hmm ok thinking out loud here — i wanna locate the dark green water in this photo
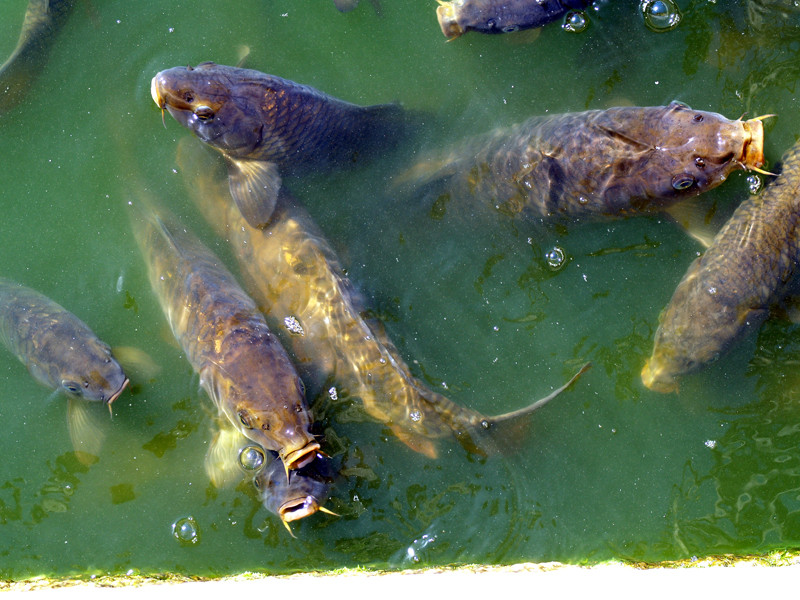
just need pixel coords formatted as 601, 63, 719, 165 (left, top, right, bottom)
1, 0, 800, 579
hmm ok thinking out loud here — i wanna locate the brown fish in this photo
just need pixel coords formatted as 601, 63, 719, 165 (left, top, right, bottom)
401, 102, 766, 222
177, 139, 589, 458
151, 62, 410, 229
642, 139, 800, 393
129, 198, 319, 473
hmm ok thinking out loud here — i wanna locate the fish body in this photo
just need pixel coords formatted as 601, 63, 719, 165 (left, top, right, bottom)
0, 277, 128, 404
404, 102, 764, 221
642, 139, 800, 393
151, 62, 409, 228
0, 0, 76, 114
178, 140, 588, 458
130, 200, 319, 471
437, 0, 591, 39
205, 418, 332, 532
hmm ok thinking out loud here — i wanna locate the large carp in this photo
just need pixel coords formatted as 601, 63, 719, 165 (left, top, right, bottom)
0, 0, 76, 114
0, 277, 128, 456
205, 418, 334, 535
436, 0, 591, 39
130, 199, 320, 473
401, 102, 766, 221
642, 139, 800, 393
177, 139, 589, 459
151, 62, 410, 229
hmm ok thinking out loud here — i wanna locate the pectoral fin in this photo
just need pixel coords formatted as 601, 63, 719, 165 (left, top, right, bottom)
67, 397, 105, 466
205, 424, 249, 488
226, 158, 282, 228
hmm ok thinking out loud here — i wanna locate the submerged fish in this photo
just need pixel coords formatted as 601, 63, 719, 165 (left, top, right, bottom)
129, 199, 319, 472
0, 277, 128, 456
436, 0, 591, 39
0, 0, 76, 114
150, 62, 409, 229
402, 102, 766, 222
642, 139, 800, 393
205, 419, 334, 535
177, 139, 589, 459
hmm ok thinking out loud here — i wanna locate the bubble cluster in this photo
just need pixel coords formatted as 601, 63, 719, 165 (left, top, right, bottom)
640, 0, 681, 32
562, 11, 588, 33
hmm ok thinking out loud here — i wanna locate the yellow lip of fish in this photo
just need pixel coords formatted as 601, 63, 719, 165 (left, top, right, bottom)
740, 117, 765, 171
640, 360, 679, 394
281, 441, 321, 472
107, 377, 129, 405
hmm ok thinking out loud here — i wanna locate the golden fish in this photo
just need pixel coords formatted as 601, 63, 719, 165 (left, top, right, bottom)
177, 139, 589, 459
129, 198, 319, 473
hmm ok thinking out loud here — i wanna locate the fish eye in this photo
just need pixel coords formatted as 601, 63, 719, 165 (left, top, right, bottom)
253, 477, 262, 490
62, 380, 83, 396
297, 378, 306, 398
238, 409, 253, 429
183, 91, 194, 103
194, 106, 214, 121
671, 174, 696, 190
693, 114, 704, 122
502, 25, 519, 33
694, 157, 706, 169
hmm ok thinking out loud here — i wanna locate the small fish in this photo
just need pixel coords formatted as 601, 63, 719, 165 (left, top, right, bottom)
0, 0, 76, 114
151, 62, 409, 229
436, 0, 591, 39
129, 198, 319, 473
177, 139, 590, 458
642, 139, 800, 393
0, 277, 128, 456
205, 419, 334, 535
401, 102, 766, 222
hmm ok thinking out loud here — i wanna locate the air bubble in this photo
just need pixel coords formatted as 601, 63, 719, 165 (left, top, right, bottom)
562, 11, 588, 33
746, 174, 763, 195
172, 516, 199, 545
641, 0, 681, 32
545, 246, 567, 271
239, 445, 266, 471
409, 410, 422, 422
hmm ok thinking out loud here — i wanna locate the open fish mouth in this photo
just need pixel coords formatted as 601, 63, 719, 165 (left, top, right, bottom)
107, 378, 130, 406
280, 495, 322, 523
640, 361, 678, 394
740, 117, 766, 171
436, 1, 463, 38
281, 441, 321, 472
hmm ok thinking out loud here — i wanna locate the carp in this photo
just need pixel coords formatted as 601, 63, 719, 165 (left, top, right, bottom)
177, 139, 590, 459
642, 139, 800, 393
151, 62, 410, 229
129, 198, 319, 473
0, 0, 76, 114
0, 277, 128, 455
401, 102, 766, 222
436, 0, 591, 39
205, 418, 334, 535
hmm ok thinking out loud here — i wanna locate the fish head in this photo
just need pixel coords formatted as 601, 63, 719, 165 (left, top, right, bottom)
603, 102, 765, 207
254, 452, 333, 527
151, 62, 264, 159
58, 338, 129, 405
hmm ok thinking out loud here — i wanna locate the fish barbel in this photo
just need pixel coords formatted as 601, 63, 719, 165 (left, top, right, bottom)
177, 139, 590, 458
129, 199, 319, 472
150, 62, 410, 229
642, 139, 800, 393
205, 418, 334, 535
402, 102, 765, 221
436, 0, 591, 39
0, 0, 76, 114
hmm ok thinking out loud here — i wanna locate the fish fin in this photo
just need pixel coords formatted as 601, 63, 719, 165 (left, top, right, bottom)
663, 198, 731, 249
235, 45, 250, 68
112, 345, 161, 380
205, 424, 249, 488
226, 158, 282, 228
67, 397, 105, 466
388, 424, 439, 459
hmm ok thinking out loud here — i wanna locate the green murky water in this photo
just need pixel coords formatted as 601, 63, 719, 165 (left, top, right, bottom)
2, 0, 800, 580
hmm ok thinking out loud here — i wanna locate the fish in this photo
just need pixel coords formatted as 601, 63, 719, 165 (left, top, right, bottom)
641, 138, 800, 393
129, 198, 320, 473
177, 139, 590, 459
436, 0, 591, 39
150, 62, 410, 229
400, 102, 766, 222
0, 0, 77, 114
205, 418, 334, 535
0, 277, 128, 456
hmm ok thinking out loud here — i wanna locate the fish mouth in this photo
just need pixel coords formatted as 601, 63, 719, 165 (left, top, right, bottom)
436, 1, 463, 39
150, 75, 164, 109
279, 495, 321, 523
640, 361, 678, 394
107, 378, 129, 405
281, 441, 321, 471
740, 117, 765, 170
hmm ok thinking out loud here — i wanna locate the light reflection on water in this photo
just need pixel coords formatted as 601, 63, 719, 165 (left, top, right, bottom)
0, 0, 799, 580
